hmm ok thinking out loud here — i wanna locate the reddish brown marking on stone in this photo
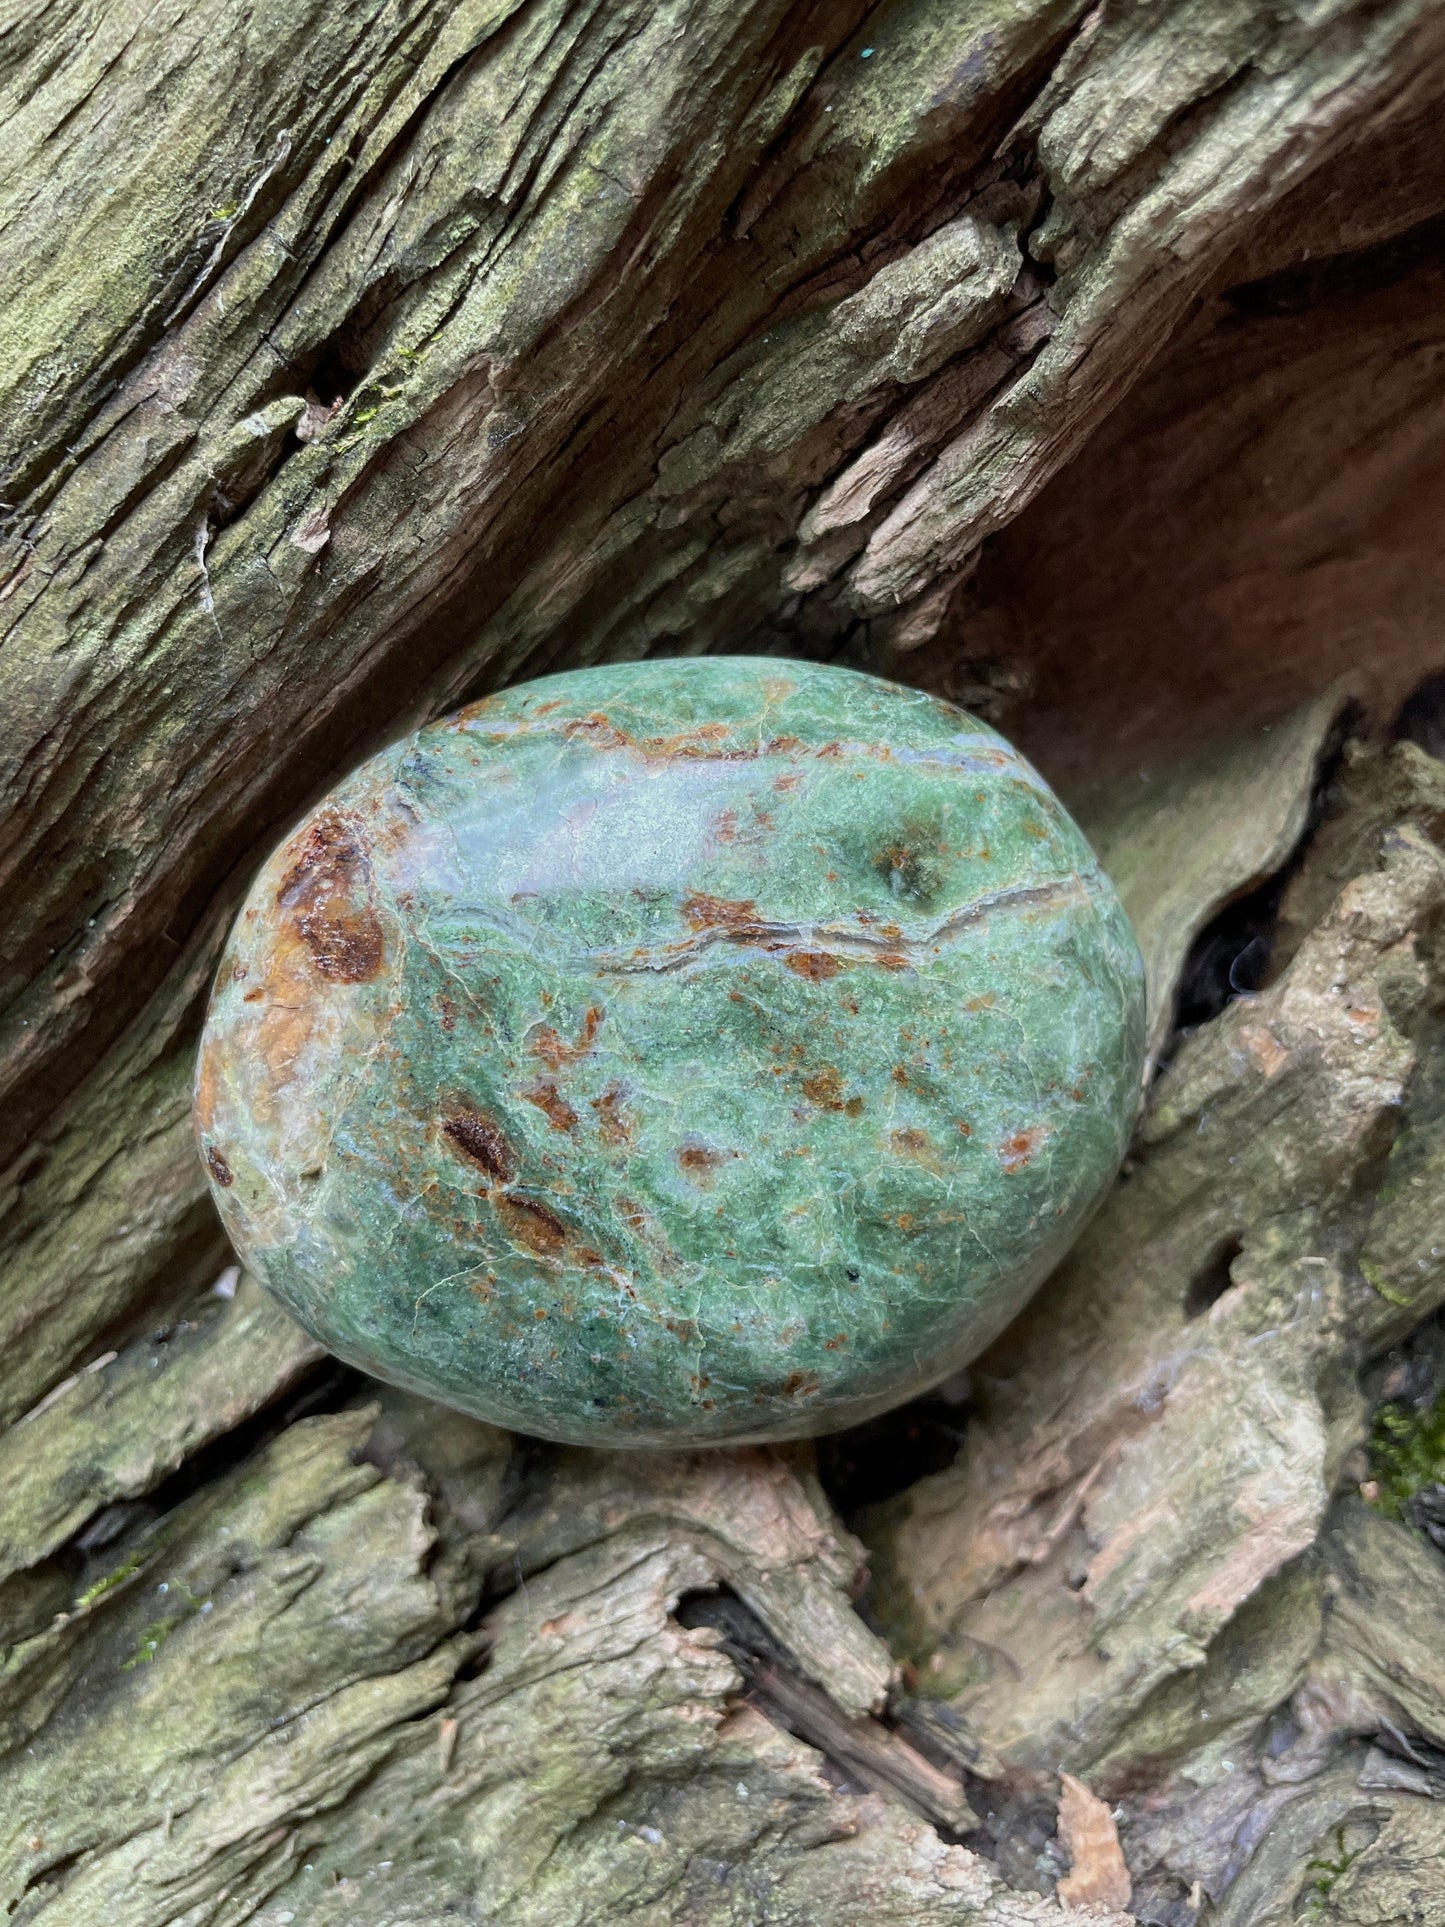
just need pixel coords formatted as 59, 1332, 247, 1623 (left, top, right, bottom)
677, 1141, 731, 1184
534, 1307, 548, 1319
574, 1247, 604, 1268
640, 722, 732, 759
524, 1081, 579, 1133
965, 994, 996, 1012
801, 1066, 845, 1109
443, 1110, 516, 1182
531, 1022, 566, 1063
782, 1371, 821, 1399
205, 1145, 233, 1187
564, 713, 769, 763
242, 988, 264, 1003
496, 1193, 568, 1256
590, 1082, 634, 1146
275, 812, 384, 983
1070, 1083, 1087, 1101
955, 1119, 973, 1136
681, 891, 758, 931
875, 952, 909, 971
439, 997, 457, 1032
593, 1085, 635, 1145
532, 1004, 602, 1068
562, 711, 630, 750
786, 950, 838, 982
891, 1065, 910, 1086
824, 1334, 849, 1351
615, 1195, 648, 1232
999, 1128, 1044, 1171
891, 1128, 931, 1158
774, 771, 803, 792
193, 1037, 221, 1138
816, 742, 844, 758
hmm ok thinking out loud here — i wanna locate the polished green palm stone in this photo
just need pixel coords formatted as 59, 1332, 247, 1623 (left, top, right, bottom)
196, 658, 1145, 1445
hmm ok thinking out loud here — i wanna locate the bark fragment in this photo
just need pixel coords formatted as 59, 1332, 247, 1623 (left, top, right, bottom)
1056, 1774, 1132, 1913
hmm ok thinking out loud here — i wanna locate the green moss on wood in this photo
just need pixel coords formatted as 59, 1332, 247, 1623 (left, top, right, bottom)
1369, 1386, 1445, 1520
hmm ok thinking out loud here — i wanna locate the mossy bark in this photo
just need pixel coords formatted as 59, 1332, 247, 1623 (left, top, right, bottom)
4, 2, 1445, 1921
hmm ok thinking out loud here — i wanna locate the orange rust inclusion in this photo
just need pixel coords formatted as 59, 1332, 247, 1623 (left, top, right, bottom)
524, 1081, 580, 1132
443, 1110, 516, 1182
681, 891, 758, 931
495, 1194, 569, 1257
677, 1142, 731, 1184
800, 1066, 864, 1115
274, 811, 385, 984
532, 1005, 603, 1067
999, 1127, 1046, 1171
785, 950, 839, 981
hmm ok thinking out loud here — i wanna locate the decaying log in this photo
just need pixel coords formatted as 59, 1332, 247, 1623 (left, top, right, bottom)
4, 0, 1445, 1920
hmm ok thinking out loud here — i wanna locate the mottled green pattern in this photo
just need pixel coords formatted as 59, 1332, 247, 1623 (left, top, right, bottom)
196, 660, 1144, 1443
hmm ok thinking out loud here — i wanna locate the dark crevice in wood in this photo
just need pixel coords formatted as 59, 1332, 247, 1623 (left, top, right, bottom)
1363, 1304, 1445, 1413
958, 1767, 1070, 1899
1393, 665, 1445, 761
1172, 869, 1292, 1033
1183, 1234, 1244, 1321
114, 1355, 369, 1535
1224, 206, 1445, 319
815, 1392, 969, 1521
1171, 724, 1352, 1042
676, 1586, 984, 1838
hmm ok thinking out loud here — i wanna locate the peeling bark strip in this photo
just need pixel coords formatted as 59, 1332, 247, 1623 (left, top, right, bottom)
4, 0, 1445, 1921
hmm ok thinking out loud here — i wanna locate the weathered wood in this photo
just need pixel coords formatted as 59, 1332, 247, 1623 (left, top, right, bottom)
4, 0, 1445, 1920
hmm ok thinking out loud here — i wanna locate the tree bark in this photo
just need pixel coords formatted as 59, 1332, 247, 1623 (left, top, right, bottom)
4, 2, 1445, 1921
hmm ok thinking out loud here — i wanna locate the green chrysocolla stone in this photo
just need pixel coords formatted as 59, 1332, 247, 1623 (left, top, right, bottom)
196, 658, 1145, 1445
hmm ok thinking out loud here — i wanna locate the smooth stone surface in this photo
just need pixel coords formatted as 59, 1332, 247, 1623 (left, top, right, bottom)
196, 659, 1145, 1445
